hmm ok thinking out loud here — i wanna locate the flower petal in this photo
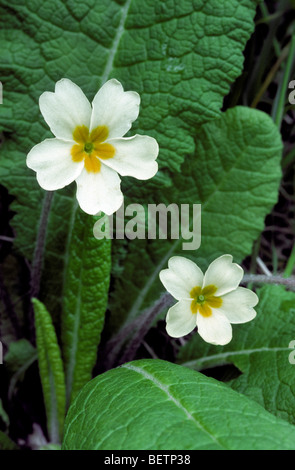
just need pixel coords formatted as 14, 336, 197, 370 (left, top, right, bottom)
90, 79, 140, 139
218, 287, 258, 324
159, 256, 204, 301
166, 300, 197, 338
39, 78, 92, 141
102, 135, 158, 179
75, 163, 123, 215
26, 138, 84, 190
203, 254, 243, 296
196, 310, 232, 345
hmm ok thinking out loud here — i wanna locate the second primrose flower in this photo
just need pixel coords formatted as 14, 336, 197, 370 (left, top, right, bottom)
27, 78, 159, 215
159, 254, 258, 346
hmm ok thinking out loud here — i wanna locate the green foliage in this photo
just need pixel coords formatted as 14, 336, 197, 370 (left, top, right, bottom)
5, 339, 36, 374
62, 209, 111, 405
0, 254, 24, 344
178, 285, 295, 425
0, 399, 9, 429
32, 298, 66, 443
62, 359, 295, 450
0, 431, 19, 450
0, 0, 293, 451
109, 106, 282, 338
0, 0, 259, 273
4, 339, 37, 399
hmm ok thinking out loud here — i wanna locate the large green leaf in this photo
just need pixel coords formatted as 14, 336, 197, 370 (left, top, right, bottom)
178, 285, 295, 425
62, 359, 295, 450
32, 298, 66, 443
0, 0, 259, 317
107, 106, 282, 353
62, 209, 111, 405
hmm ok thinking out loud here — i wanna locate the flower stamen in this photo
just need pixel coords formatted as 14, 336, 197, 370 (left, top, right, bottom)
190, 284, 222, 317
71, 125, 115, 173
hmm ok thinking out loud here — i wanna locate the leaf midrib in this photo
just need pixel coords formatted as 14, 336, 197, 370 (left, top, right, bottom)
180, 346, 290, 370
122, 363, 226, 449
100, 0, 132, 84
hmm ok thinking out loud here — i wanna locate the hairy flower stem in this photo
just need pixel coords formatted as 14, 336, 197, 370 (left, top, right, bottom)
242, 274, 295, 290
104, 292, 173, 369
119, 292, 174, 366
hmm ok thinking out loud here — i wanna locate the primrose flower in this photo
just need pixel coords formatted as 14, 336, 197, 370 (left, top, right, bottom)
159, 254, 258, 346
27, 79, 159, 215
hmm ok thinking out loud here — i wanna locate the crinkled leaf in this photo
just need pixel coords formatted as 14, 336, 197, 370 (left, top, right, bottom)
178, 285, 295, 425
108, 106, 282, 345
62, 359, 295, 450
62, 209, 111, 405
0, 0, 259, 318
32, 298, 66, 443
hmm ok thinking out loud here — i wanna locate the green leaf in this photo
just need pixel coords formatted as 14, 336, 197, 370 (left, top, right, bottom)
61, 209, 111, 405
0, 0, 259, 318
62, 359, 295, 450
39, 443, 61, 450
0, 254, 24, 344
108, 106, 282, 345
0, 399, 9, 429
5, 339, 36, 374
4, 339, 37, 400
32, 298, 66, 443
0, 431, 19, 450
178, 285, 295, 425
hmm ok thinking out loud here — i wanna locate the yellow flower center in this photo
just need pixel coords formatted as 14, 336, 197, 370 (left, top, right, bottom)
190, 285, 222, 317
71, 125, 115, 173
